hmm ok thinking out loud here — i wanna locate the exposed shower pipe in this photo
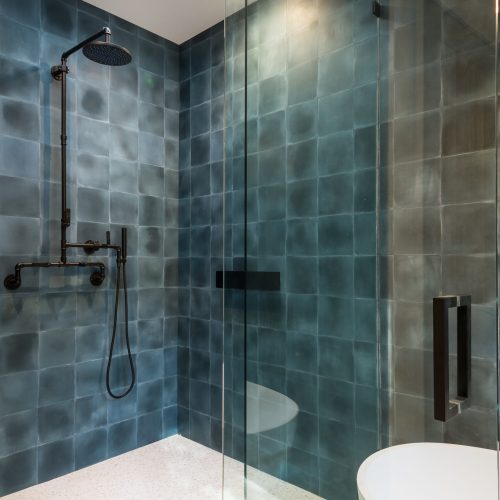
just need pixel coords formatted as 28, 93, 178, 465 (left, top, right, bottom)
57, 29, 117, 267
3, 27, 131, 291
3, 28, 135, 400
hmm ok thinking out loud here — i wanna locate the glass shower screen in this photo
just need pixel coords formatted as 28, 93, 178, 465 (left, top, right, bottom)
222, 1, 500, 499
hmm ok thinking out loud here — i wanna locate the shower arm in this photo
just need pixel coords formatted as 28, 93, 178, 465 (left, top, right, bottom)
50, 27, 110, 81
3, 28, 126, 291
63, 27, 110, 61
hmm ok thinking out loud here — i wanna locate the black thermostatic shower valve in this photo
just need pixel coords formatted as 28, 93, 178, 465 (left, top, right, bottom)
84, 240, 101, 255
3, 27, 132, 291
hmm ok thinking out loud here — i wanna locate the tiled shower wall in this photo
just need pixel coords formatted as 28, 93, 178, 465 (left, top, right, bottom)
176, 23, 225, 451
182, 2, 500, 499
243, 2, 379, 497
0, 0, 497, 498
0, 0, 180, 494
181, 1, 380, 498
380, 0, 498, 448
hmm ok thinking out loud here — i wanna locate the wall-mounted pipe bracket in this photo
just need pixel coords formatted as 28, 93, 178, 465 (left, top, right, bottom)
50, 63, 69, 81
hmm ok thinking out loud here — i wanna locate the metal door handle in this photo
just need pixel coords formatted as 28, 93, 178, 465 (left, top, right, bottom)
433, 295, 471, 422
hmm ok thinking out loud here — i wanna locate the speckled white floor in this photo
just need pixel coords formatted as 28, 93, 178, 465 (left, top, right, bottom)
5, 435, 322, 500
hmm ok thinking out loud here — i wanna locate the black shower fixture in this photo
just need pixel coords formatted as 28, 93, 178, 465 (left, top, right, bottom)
4, 27, 131, 290
83, 40, 132, 66
3, 27, 135, 399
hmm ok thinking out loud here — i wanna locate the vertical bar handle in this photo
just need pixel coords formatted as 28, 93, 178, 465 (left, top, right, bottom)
433, 295, 471, 422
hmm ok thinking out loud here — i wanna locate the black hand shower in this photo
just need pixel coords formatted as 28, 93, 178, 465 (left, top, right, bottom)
3, 27, 135, 399
106, 228, 135, 399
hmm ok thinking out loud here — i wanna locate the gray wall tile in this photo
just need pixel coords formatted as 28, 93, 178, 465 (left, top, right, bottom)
394, 63, 441, 117
441, 150, 495, 204
442, 203, 495, 254
393, 159, 440, 208
443, 46, 495, 105
442, 255, 496, 305
442, 99, 495, 156
393, 207, 441, 254
393, 110, 441, 163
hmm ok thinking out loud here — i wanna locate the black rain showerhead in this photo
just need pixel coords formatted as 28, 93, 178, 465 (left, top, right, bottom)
82, 41, 132, 66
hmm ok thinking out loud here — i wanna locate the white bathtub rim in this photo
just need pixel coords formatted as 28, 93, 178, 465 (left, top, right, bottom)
357, 442, 498, 500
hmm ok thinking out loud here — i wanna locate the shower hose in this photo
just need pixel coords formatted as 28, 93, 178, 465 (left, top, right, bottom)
106, 260, 135, 399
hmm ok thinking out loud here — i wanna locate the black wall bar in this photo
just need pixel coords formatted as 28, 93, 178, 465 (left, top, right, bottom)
216, 271, 280, 291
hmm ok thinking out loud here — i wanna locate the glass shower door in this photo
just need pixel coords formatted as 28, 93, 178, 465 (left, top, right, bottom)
223, 0, 500, 499
377, 0, 499, 480
372, 1, 500, 497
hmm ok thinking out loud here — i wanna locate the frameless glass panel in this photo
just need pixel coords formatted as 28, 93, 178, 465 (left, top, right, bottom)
376, 0, 499, 498
223, 0, 381, 498
223, 0, 248, 498
224, 0, 500, 499
378, 0, 498, 446
245, 0, 380, 496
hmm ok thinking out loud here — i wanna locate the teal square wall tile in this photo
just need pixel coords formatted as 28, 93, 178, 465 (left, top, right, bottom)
318, 46, 354, 96
288, 60, 318, 105
37, 437, 74, 483
318, 131, 353, 175
287, 100, 318, 143
286, 219, 317, 256
0, 448, 36, 496
287, 139, 318, 181
319, 90, 353, 136
319, 214, 353, 256
259, 74, 287, 115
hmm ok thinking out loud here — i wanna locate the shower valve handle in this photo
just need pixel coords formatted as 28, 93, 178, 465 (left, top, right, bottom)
106, 231, 111, 245
121, 227, 127, 263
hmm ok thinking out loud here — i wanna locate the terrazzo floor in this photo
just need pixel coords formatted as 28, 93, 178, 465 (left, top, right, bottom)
5, 435, 323, 499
